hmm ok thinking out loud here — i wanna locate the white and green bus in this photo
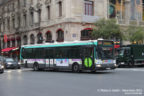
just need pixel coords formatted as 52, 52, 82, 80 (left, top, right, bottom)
20, 40, 117, 72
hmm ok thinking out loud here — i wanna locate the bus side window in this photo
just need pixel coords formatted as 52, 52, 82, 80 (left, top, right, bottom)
68, 47, 80, 59
55, 48, 62, 58
24, 48, 33, 59
35, 48, 44, 59
45, 48, 54, 58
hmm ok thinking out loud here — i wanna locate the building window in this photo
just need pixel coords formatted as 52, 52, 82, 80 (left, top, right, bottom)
23, 35, 28, 45
109, 0, 116, 18
30, 34, 35, 44
57, 29, 64, 42
7, 18, 10, 30
30, 12, 34, 25
30, 0, 33, 4
84, 0, 94, 16
16, 36, 21, 46
17, 15, 21, 28
58, 1, 62, 17
24, 0, 27, 7
7, 41, 10, 47
46, 31, 52, 42
0, 23, 1, 32
12, 17, 15, 29
37, 33, 43, 44
12, 3, 15, 11
3, 39, 5, 49
3, 21, 5, 31
47, 6, 51, 20
143, 0, 144, 20
38, 9, 41, 23
11, 38, 15, 47
23, 14, 27, 27
81, 28, 92, 40
18, 0, 20, 8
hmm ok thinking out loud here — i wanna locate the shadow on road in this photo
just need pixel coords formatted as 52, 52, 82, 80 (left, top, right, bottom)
26, 69, 116, 75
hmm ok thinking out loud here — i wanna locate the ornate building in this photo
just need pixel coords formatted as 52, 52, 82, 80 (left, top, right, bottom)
0, 0, 143, 50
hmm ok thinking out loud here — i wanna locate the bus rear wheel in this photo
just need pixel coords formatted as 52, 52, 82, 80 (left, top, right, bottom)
33, 64, 39, 71
72, 64, 80, 73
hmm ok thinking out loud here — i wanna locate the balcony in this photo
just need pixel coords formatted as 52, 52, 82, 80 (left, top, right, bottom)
82, 15, 99, 23
117, 19, 144, 26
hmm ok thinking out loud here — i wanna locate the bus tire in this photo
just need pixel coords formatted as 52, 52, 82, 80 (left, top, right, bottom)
72, 63, 80, 73
33, 63, 39, 71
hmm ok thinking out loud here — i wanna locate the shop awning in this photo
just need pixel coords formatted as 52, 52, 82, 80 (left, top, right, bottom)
1, 47, 17, 52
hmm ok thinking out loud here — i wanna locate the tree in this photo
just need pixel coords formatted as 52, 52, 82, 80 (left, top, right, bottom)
92, 19, 123, 40
126, 26, 144, 44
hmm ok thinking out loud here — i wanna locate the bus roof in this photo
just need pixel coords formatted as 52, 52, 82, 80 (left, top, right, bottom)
21, 40, 99, 49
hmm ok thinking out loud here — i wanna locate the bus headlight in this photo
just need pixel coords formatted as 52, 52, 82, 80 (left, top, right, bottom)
96, 64, 101, 67
18, 62, 21, 65
114, 64, 117, 67
0, 65, 4, 69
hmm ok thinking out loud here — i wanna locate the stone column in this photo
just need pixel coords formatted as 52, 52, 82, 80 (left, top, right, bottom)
124, 0, 131, 24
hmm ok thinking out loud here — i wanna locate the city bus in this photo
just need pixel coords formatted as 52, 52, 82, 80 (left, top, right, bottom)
20, 40, 117, 72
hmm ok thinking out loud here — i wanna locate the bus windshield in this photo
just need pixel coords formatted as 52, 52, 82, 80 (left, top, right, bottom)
97, 47, 114, 59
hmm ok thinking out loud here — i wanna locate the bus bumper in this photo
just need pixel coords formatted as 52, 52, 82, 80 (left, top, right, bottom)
95, 64, 117, 70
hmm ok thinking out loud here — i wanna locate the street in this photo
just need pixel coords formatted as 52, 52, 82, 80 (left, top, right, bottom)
0, 68, 144, 96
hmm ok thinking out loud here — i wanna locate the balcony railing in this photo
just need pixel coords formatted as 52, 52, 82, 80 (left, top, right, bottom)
117, 19, 144, 26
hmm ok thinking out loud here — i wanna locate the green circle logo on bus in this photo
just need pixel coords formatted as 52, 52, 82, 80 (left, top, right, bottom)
84, 58, 92, 68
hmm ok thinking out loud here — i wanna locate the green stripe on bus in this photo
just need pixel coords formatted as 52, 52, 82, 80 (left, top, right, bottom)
23, 42, 98, 49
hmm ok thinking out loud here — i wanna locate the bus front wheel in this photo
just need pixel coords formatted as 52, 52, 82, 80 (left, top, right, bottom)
72, 64, 80, 73
33, 64, 39, 71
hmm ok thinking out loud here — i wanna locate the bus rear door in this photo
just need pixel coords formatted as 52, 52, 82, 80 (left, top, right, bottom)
45, 48, 55, 68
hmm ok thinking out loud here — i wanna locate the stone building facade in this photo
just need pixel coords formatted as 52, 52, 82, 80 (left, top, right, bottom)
0, 0, 144, 49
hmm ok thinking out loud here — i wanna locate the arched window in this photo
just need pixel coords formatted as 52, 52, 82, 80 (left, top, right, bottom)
57, 29, 64, 42
0, 40, 1, 49
30, 34, 35, 44
16, 36, 21, 47
46, 31, 52, 42
37, 32, 43, 44
81, 28, 92, 40
11, 37, 15, 47
3, 39, 5, 49
7, 38, 10, 47
23, 35, 28, 45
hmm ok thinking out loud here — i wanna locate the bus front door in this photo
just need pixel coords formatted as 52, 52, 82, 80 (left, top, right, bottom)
82, 48, 94, 70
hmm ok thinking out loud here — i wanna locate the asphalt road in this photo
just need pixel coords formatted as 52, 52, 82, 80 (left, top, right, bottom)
0, 68, 144, 96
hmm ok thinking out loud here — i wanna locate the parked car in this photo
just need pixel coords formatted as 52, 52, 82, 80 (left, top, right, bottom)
4, 58, 21, 69
0, 63, 4, 73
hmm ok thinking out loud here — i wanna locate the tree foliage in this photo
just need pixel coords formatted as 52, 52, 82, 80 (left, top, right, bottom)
92, 19, 122, 39
126, 26, 144, 44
